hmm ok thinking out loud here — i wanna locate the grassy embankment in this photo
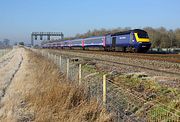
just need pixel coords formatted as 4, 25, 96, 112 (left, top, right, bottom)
0, 49, 111, 122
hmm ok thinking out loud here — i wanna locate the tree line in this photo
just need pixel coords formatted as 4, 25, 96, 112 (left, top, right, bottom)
144, 27, 180, 48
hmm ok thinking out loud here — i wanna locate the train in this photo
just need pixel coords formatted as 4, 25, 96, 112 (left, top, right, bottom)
42, 29, 151, 53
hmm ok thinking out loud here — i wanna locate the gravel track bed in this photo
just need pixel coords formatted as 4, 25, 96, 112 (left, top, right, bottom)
46, 49, 180, 76
54, 49, 180, 63
45, 49, 180, 88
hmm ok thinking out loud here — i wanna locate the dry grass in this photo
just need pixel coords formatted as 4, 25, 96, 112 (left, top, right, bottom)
0, 49, 111, 122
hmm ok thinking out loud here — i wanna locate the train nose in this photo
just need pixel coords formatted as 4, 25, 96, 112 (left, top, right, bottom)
137, 43, 151, 53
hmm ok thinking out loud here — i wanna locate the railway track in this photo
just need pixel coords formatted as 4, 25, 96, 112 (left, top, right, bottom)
53, 49, 180, 63
46, 49, 180, 77
91, 56, 180, 76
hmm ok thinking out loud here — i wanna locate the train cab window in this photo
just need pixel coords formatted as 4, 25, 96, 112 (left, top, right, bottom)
137, 32, 149, 38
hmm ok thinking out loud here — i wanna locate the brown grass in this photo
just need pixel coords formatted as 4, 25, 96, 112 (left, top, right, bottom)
0, 49, 111, 122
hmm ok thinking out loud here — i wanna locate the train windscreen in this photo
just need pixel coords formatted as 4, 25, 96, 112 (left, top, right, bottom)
137, 32, 149, 38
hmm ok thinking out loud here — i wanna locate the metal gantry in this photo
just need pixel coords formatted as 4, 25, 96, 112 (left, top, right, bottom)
31, 32, 64, 46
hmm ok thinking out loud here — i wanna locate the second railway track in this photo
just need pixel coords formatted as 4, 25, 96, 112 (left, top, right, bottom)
45, 49, 180, 77
56, 49, 180, 63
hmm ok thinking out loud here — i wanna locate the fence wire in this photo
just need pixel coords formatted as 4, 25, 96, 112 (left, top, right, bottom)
30, 49, 180, 122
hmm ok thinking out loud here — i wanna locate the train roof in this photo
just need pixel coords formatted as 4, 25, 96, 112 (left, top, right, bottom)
111, 29, 147, 36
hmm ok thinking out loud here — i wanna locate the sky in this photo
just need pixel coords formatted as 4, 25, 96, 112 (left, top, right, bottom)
0, 0, 180, 44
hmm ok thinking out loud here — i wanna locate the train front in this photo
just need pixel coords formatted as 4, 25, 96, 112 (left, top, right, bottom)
133, 29, 151, 53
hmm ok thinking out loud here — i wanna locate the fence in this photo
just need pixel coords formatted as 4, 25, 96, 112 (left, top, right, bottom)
30, 48, 180, 122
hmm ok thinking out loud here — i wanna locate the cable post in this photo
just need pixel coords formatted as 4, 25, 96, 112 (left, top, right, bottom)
103, 74, 107, 107
79, 64, 82, 85
66, 58, 69, 80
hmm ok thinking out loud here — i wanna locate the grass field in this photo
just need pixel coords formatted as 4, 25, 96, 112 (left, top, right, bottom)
0, 48, 111, 122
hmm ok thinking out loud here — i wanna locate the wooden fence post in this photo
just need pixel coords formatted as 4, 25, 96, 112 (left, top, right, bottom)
54, 55, 56, 63
103, 74, 107, 106
56, 56, 59, 65
48, 52, 50, 59
79, 64, 82, 85
42, 51, 44, 57
66, 58, 69, 80
51, 54, 53, 60
50, 54, 52, 59
59, 56, 62, 70
53, 55, 56, 64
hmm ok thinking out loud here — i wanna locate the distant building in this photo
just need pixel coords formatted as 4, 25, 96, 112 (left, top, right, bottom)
3, 39, 10, 46
0, 39, 11, 48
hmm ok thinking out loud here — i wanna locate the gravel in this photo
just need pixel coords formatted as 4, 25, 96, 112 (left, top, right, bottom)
45, 49, 180, 88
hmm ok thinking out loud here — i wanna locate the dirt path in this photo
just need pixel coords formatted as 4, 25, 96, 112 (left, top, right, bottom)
0, 48, 23, 101
0, 50, 15, 68
0, 48, 110, 122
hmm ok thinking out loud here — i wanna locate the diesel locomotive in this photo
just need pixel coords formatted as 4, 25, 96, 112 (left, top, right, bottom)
42, 29, 151, 53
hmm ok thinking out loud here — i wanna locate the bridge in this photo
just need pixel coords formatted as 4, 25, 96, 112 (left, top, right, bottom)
31, 32, 64, 46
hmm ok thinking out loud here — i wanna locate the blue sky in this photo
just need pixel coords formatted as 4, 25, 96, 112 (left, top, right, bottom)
0, 0, 180, 44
